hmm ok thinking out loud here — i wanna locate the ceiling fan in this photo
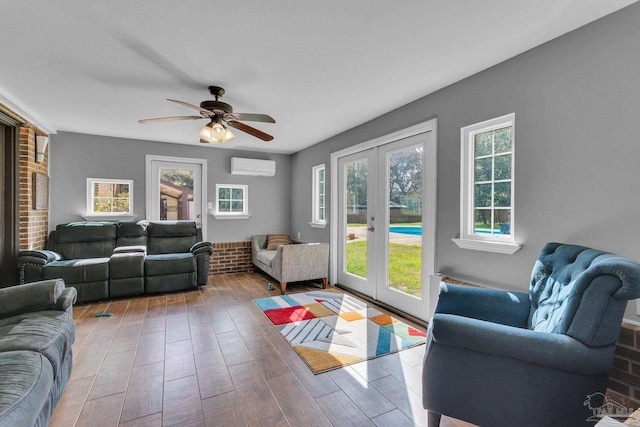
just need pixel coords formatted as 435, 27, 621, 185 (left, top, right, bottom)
138, 86, 275, 144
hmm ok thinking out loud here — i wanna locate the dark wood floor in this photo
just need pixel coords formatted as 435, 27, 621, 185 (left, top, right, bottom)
49, 272, 474, 427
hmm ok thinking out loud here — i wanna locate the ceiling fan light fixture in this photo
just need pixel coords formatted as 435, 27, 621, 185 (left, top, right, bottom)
211, 121, 226, 140
222, 128, 235, 142
198, 121, 235, 144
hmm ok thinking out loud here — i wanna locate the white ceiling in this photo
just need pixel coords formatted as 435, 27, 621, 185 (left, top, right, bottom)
1, 0, 636, 154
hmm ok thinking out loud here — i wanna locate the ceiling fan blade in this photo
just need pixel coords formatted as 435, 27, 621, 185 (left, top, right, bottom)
228, 112, 276, 123
138, 115, 204, 124
167, 99, 213, 116
226, 120, 274, 141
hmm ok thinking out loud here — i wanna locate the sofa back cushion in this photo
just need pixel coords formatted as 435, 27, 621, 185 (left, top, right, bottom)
116, 221, 148, 247
147, 221, 197, 255
52, 222, 117, 259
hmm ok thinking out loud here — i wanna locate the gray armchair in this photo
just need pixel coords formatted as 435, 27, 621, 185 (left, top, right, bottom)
251, 234, 329, 294
423, 243, 640, 427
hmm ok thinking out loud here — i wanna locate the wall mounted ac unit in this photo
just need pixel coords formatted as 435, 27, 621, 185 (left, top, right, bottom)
231, 157, 276, 177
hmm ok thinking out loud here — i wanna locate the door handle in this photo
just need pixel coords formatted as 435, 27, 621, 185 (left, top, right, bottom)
368, 226, 374, 232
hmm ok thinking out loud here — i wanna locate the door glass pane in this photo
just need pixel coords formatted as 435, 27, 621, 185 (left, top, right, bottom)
387, 146, 423, 298
159, 168, 195, 220
345, 159, 368, 278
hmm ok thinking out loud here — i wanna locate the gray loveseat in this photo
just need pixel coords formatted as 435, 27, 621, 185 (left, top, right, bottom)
17, 221, 213, 303
251, 234, 329, 294
0, 279, 76, 427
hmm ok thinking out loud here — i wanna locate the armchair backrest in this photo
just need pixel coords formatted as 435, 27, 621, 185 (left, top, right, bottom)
529, 242, 640, 347
146, 221, 198, 255
49, 222, 117, 259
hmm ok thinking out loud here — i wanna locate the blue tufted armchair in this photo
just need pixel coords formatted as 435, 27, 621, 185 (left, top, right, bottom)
422, 243, 640, 427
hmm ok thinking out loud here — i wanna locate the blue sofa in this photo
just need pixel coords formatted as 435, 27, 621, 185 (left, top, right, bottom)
422, 243, 640, 426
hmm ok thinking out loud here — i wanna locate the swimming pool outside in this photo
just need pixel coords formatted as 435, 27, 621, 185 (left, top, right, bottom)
389, 226, 422, 236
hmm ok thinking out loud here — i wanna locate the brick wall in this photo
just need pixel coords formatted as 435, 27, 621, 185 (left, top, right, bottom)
609, 323, 640, 408
18, 126, 49, 250
0, 103, 49, 252
209, 241, 253, 275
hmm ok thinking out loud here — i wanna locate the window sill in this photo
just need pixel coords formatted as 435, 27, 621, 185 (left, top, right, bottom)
309, 221, 327, 229
82, 214, 137, 221
212, 213, 251, 220
452, 238, 521, 255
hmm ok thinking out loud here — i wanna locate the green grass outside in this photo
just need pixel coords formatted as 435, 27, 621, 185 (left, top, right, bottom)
345, 240, 422, 297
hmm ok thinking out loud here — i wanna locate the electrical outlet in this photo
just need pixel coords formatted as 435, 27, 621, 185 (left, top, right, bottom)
297, 232, 301, 239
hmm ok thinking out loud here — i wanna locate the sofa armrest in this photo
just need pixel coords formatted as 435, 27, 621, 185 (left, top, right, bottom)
251, 235, 267, 264
17, 250, 62, 266
56, 287, 78, 312
276, 243, 329, 283
430, 313, 614, 375
190, 241, 213, 256
0, 279, 76, 318
435, 282, 530, 328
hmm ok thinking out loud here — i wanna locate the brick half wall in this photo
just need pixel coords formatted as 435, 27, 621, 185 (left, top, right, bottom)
209, 241, 252, 275
609, 323, 640, 409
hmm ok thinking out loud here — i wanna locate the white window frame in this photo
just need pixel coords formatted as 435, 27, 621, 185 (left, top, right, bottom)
309, 164, 327, 228
84, 178, 135, 220
452, 113, 521, 254
213, 183, 250, 220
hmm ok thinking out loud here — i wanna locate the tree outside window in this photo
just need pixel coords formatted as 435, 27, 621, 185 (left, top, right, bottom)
87, 178, 133, 216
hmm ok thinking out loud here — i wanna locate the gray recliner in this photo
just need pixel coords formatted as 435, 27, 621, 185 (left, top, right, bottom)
144, 221, 212, 293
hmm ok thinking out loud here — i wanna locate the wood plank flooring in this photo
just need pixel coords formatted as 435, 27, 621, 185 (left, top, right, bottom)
50, 272, 474, 427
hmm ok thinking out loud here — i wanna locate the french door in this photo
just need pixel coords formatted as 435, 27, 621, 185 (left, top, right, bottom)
146, 155, 207, 237
335, 124, 436, 320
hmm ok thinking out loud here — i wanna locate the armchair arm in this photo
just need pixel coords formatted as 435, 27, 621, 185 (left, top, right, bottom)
435, 283, 530, 328
190, 241, 213, 256
276, 243, 329, 283
0, 279, 77, 319
17, 249, 62, 266
431, 313, 614, 375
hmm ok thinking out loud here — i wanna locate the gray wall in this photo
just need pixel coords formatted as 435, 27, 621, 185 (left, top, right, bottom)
290, 2, 640, 321
49, 131, 291, 243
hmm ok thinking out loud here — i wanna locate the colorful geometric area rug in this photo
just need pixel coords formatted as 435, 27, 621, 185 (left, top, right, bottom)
253, 290, 427, 374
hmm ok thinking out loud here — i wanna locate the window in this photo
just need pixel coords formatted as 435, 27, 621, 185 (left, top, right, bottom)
85, 178, 133, 218
453, 113, 520, 254
310, 164, 327, 228
214, 184, 250, 219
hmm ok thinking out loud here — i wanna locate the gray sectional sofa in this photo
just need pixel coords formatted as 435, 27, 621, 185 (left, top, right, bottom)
0, 279, 76, 427
17, 221, 213, 303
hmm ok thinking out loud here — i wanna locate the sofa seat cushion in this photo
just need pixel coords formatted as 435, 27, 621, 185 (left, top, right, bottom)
0, 311, 75, 375
256, 250, 277, 268
0, 350, 54, 427
145, 253, 196, 277
42, 258, 110, 284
